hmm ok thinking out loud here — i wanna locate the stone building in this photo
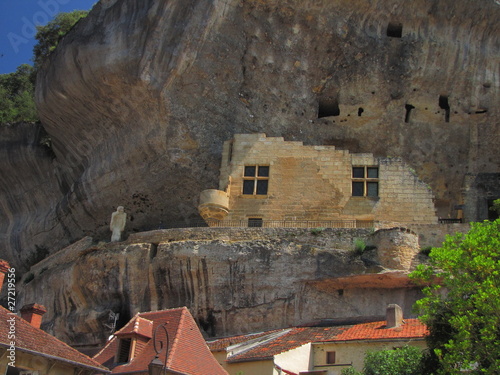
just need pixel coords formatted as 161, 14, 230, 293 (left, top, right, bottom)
199, 134, 438, 227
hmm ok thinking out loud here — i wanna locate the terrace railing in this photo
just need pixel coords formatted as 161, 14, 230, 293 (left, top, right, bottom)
166, 219, 375, 229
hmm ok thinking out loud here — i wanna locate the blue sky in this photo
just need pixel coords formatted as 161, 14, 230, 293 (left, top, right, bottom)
0, 0, 97, 74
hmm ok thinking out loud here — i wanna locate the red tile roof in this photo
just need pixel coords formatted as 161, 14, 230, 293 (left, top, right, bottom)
333, 319, 428, 342
212, 326, 349, 363
0, 306, 109, 373
115, 316, 153, 339
209, 319, 428, 363
93, 307, 228, 375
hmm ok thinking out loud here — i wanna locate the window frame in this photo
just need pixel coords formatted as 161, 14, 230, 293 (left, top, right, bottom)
242, 165, 270, 196
326, 351, 336, 364
352, 166, 379, 198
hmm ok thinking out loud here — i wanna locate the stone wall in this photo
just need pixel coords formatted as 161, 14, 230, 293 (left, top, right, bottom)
213, 134, 437, 224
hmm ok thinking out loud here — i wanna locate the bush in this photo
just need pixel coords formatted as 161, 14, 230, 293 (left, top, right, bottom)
341, 367, 363, 375
363, 346, 424, 375
353, 238, 366, 255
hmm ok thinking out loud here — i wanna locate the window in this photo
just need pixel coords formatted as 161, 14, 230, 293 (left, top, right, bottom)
243, 166, 269, 195
326, 351, 336, 364
117, 338, 132, 363
352, 166, 379, 197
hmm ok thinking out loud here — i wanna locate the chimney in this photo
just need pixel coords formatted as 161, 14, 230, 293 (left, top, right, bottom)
386, 304, 403, 328
0, 260, 10, 292
20, 303, 47, 329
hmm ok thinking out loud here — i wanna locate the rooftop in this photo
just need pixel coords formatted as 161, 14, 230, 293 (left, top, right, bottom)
93, 307, 228, 375
0, 306, 108, 373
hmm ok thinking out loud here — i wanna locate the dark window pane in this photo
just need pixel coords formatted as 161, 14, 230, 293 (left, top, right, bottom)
327, 351, 336, 364
352, 181, 364, 196
256, 180, 268, 195
353, 167, 365, 178
367, 182, 379, 197
367, 167, 379, 178
248, 218, 263, 227
244, 166, 256, 177
243, 180, 255, 194
258, 166, 269, 177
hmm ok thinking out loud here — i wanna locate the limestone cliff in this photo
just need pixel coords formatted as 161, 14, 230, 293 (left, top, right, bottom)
1, 0, 499, 269
17, 227, 431, 349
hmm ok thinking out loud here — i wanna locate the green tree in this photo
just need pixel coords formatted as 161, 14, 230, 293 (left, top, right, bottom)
490, 199, 500, 216
363, 346, 424, 375
341, 367, 363, 375
410, 219, 500, 374
33, 10, 88, 70
0, 64, 37, 123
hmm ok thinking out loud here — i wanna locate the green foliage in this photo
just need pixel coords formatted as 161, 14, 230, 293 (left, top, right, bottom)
410, 219, 500, 374
354, 238, 366, 254
363, 346, 424, 375
341, 367, 363, 375
310, 227, 325, 235
33, 10, 88, 70
0, 64, 37, 124
0, 11, 88, 125
490, 199, 500, 215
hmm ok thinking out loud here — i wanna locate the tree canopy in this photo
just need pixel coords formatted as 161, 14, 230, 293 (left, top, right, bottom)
33, 10, 88, 70
0, 10, 88, 125
0, 64, 37, 124
410, 219, 500, 374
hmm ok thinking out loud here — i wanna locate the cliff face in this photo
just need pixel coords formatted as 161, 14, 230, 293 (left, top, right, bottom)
1, 0, 499, 268
17, 228, 427, 348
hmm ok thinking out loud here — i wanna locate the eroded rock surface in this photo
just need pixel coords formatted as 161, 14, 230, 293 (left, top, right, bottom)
17, 228, 425, 348
1, 0, 499, 269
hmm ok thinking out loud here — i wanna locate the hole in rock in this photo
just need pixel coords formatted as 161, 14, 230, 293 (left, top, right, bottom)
387, 22, 403, 38
318, 98, 340, 118
439, 95, 451, 122
405, 104, 415, 123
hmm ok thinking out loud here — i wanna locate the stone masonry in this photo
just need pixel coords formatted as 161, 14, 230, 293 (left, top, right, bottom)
200, 134, 438, 225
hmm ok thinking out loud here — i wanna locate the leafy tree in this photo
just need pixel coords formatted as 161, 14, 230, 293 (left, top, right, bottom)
363, 346, 424, 375
0, 64, 37, 123
410, 219, 500, 374
341, 367, 363, 375
33, 10, 88, 70
490, 199, 500, 216
0, 10, 88, 124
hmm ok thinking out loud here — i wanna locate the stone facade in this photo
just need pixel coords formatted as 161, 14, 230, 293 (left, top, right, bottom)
200, 134, 437, 226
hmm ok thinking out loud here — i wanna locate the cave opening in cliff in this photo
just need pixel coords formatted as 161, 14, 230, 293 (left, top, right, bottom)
405, 104, 415, 123
318, 98, 340, 118
358, 107, 364, 116
439, 95, 451, 122
387, 22, 403, 38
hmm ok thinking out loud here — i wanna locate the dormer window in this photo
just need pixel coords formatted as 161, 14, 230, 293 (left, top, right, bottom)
117, 338, 132, 363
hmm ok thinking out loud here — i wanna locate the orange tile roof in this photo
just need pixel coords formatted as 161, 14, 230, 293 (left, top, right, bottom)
214, 326, 350, 363
93, 307, 228, 375
333, 319, 428, 342
210, 319, 428, 363
0, 306, 109, 373
115, 316, 153, 339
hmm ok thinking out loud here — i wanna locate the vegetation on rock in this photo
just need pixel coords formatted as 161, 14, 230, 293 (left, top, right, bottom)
33, 10, 88, 71
0, 11, 88, 125
0, 64, 37, 124
410, 219, 500, 374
